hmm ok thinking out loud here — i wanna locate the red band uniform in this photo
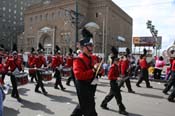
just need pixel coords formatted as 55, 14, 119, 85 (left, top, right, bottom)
101, 58, 128, 115
163, 58, 175, 102
5, 52, 23, 101
28, 53, 37, 82
136, 55, 152, 88
120, 56, 135, 93
30, 53, 48, 95
66, 54, 75, 86
168, 59, 175, 101
51, 54, 65, 90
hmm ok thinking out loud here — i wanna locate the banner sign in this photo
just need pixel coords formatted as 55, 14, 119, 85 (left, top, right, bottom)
133, 36, 162, 49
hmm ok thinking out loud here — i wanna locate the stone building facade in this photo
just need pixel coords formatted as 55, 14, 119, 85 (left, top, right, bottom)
0, 0, 43, 50
19, 0, 132, 57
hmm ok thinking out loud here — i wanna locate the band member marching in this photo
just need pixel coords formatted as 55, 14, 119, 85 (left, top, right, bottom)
31, 43, 48, 95
51, 45, 65, 90
120, 50, 135, 93
0, 45, 6, 85
136, 54, 153, 88
66, 48, 75, 86
166, 57, 175, 102
5, 44, 24, 102
71, 27, 101, 116
28, 47, 37, 82
101, 58, 128, 115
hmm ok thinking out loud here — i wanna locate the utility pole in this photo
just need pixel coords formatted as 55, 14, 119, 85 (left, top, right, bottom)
75, 0, 79, 50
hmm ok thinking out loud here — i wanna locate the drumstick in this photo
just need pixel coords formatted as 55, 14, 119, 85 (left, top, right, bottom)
24, 67, 45, 71
95, 58, 104, 78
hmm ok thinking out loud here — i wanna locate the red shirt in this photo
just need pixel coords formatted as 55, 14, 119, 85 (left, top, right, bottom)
66, 56, 73, 67
121, 59, 129, 75
28, 54, 35, 67
171, 59, 175, 71
108, 64, 119, 80
73, 53, 95, 81
0, 64, 5, 73
51, 55, 63, 69
5, 57, 23, 72
139, 59, 148, 69
28, 54, 36, 73
47, 55, 52, 64
30, 55, 46, 68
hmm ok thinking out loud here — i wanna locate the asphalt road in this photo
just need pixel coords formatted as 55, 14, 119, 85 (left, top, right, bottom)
3, 75, 175, 116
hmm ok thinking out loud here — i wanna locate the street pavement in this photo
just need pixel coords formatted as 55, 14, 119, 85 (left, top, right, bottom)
3, 75, 175, 116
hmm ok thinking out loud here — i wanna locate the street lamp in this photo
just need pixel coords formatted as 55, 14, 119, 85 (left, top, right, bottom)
146, 20, 159, 56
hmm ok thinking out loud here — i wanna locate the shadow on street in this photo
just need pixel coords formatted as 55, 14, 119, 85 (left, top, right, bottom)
20, 99, 55, 115
4, 106, 20, 116
46, 94, 78, 105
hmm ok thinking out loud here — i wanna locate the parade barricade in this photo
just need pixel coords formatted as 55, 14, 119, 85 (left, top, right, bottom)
15, 72, 28, 86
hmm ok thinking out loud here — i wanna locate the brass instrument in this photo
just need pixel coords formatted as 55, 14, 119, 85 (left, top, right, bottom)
167, 44, 175, 58
95, 59, 104, 77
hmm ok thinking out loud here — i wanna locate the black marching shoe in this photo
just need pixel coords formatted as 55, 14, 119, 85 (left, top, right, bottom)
17, 97, 22, 102
136, 84, 141, 87
35, 90, 42, 93
54, 86, 60, 89
66, 83, 70, 86
119, 110, 128, 115
168, 97, 175, 102
128, 90, 135, 93
162, 91, 168, 95
43, 91, 48, 95
11, 94, 17, 98
61, 87, 66, 91
100, 104, 109, 110
147, 86, 153, 88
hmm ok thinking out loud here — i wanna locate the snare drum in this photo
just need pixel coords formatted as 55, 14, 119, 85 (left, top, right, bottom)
62, 67, 71, 77
15, 72, 28, 86
41, 71, 52, 81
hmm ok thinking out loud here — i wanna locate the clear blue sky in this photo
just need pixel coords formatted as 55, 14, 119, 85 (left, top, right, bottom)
112, 0, 175, 50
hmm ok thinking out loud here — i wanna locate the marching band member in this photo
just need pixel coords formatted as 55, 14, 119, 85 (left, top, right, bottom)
163, 56, 175, 96
66, 48, 75, 86
101, 58, 128, 115
28, 48, 37, 82
71, 27, 100, 116
0, 45, 6, 85
120, 55, 135, 93
5, 44, 23, 102
166, 57, 175, 102
109, 46, 118, 65
136, 54, 153, 88
51, 45, 65, 90
31, 43, 48, 95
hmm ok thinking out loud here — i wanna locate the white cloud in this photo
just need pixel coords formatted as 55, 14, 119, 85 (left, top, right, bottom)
113, 0, 175, 50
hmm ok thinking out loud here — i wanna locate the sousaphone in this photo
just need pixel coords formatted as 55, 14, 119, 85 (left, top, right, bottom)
167, 41, 175, 58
